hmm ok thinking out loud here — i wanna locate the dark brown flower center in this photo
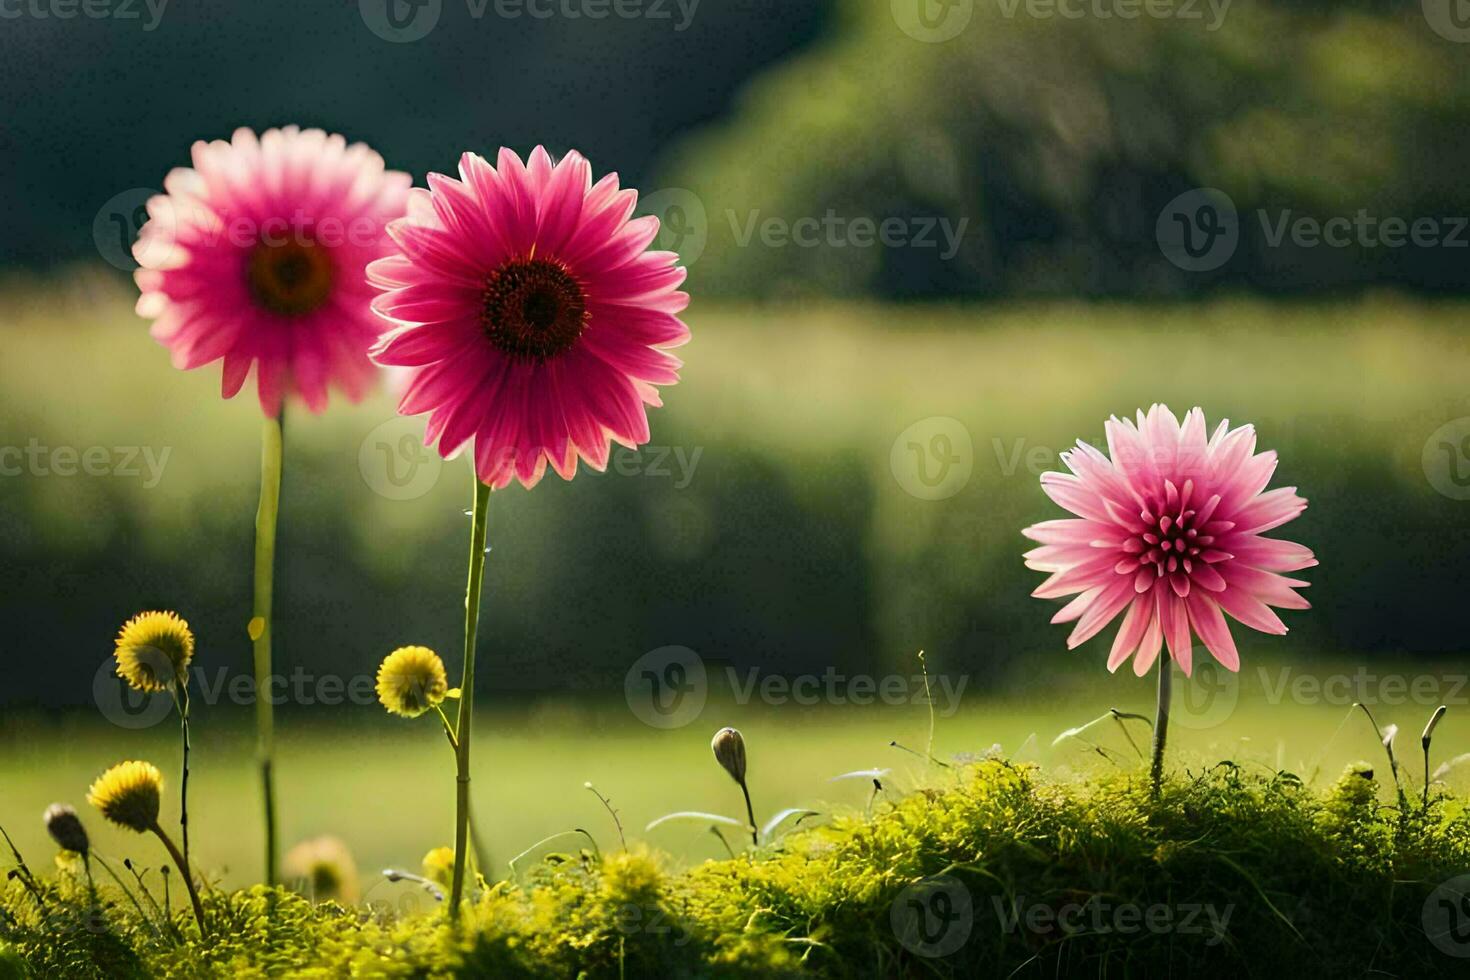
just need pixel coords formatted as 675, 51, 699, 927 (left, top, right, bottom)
248, 240, 334, 316
481, 258, 588, 361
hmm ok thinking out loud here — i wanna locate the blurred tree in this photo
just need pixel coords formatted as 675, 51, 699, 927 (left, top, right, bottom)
657, 1, 1470, 299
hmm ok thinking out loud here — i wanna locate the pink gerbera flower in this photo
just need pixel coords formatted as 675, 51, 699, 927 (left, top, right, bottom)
133, 126, 412, 415
367, 146, 690, 489
1023, 405, 1315, 676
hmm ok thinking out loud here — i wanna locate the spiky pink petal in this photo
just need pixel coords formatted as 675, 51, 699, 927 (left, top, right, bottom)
1023, 405, 1313, 673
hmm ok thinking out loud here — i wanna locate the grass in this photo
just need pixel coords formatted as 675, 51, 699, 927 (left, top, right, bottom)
5, 760, 1469, 977
2, 664, 1468, 892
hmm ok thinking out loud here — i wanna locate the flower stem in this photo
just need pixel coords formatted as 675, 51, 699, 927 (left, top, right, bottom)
739, 780, 758, 847
253, 411, 284, 887
150, 823, 206, 937
176, 684, 193, 872
450, 478, 492, 919
1150, 656, 1172, 799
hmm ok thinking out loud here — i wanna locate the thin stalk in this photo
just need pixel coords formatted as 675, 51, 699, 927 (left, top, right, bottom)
94, 856, 154, 934
450, 478, 492, 918
253, 411, 284, 886
150, 823, 206, 936
738, 781, 758, 847
1149, 656, 1172, 799
174, 684, 192, 872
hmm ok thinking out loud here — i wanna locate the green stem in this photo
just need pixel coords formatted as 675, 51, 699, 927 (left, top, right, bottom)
450, 478, 492, 919
1150, 656, 1172, 799
94, 855, 152, 933
176, 685, 192, 872
151, 824, 206, 937
739, 781, 758, 847
253, 412, 284, 887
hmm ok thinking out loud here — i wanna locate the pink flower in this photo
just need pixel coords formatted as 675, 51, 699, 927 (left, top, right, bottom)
367, 147, 689, 490
1023, 405, 1315, 676
134, 126, 412, 415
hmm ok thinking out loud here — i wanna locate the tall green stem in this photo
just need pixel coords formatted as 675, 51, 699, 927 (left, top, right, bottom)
1150, 655, 1172, 799
450, 478, 492, 918
176, 684, 192, 871
253, 412, 283, 886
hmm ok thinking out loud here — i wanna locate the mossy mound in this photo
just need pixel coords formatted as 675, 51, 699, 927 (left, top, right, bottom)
5, 761, 1469, 977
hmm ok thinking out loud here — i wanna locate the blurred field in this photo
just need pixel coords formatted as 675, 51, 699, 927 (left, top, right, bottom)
3, 279, 1470, 701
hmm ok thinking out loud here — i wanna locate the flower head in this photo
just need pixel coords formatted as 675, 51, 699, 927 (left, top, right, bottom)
87, 761, 163, 833
134, 126, 412, 416
376, 645, 449, 718
422, 846, 455, 888
1023, 405, 1314, 676
284, 835, 360, 904
43, 804, 90, 856
711, 727, 747, 784
368, 147, 690, 489
114, 611, 195, 692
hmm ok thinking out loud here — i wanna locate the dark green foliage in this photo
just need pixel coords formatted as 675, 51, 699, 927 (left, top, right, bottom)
5, 762, 1469, 977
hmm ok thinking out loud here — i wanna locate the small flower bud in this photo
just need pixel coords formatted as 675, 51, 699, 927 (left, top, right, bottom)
711, 727, 747, 785
43, 804, 89, 856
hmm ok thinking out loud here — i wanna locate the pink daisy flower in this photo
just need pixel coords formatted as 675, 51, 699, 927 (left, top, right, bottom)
133, 126, 412, 415
1023, 405, 1315, 676
367, 146, 690, 490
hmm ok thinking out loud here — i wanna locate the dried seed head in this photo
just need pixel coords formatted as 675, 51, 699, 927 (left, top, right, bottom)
1423, 705, 1448, 748
43, 804, 89, 856
711, 727, 747, 785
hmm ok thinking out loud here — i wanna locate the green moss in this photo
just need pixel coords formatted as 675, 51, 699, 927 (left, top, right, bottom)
5, 762, 1469, 977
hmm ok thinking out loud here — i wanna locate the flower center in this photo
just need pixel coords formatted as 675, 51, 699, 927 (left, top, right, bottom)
481, 258, 588, 361
1134, 507, 1210, 579
248, 240, 334, 316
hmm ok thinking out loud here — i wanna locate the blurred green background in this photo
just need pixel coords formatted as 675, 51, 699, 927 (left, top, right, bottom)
3, 0, 1470, 886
